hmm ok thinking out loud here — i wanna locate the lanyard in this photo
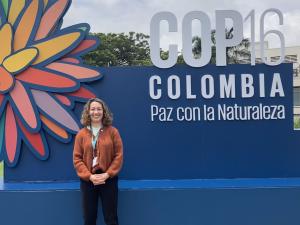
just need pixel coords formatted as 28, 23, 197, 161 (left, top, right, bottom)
91, 127, 101, 157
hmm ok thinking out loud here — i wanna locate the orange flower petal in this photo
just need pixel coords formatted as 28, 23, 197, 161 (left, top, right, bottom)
60, 57, 80, 64
54, 94, 72, 106
40, 114, 69, 140
13, 0, 40, 51
16, 67, 77, 90
0, 23, 12, 63
0, 67, 14, 93
8, 0, 26, 25
68, 39, 97, 55
68, 86, 96, 99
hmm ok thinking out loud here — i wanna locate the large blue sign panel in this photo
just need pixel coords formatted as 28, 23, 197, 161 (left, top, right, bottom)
5, 63, 299, 182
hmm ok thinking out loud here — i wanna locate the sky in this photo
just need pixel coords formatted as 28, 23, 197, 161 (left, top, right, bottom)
63, 0, 300, 50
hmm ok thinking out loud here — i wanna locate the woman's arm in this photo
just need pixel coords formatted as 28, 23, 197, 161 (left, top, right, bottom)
106, 128, 123, 177
73, 133, 92, 181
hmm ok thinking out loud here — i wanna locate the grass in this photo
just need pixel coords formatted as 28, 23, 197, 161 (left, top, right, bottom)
0, 161, 3, 178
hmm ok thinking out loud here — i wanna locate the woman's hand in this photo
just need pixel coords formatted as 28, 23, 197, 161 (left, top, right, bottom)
89, 173, 109, 185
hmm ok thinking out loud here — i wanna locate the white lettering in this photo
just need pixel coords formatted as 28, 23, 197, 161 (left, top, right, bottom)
149, 75, 162, 99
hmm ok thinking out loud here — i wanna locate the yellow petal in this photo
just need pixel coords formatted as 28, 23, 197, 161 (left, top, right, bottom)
43, 0, 49, 9
3, 48, 38, 73
0, 23, 12, 63
8, 0, 26, 25
32, 32, 81, 65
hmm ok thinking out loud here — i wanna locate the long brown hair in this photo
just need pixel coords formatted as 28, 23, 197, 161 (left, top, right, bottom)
80, 98, 113, 127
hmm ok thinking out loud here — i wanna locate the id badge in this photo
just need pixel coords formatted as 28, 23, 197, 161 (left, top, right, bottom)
92, 157, 98, 167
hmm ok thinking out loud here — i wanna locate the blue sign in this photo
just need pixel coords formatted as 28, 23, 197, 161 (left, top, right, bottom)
5, 63, 299, 182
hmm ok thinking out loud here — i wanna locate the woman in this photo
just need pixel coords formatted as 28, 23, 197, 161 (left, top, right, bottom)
73, 98, 123, 225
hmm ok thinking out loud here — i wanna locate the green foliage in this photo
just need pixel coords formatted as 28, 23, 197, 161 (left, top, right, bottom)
83, 29, 250, 67
1, 0, 8, 16
83, 32, 152, 67
0, 161, 3, 178
294, 117, 300, 129
160, 50, 185, 64
192, 28, 250, 64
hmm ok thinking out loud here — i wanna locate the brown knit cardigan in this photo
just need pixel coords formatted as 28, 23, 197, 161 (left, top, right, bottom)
73, 126, 123, 181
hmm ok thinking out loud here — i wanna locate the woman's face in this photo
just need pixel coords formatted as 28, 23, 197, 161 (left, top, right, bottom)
89, 101, 103, 124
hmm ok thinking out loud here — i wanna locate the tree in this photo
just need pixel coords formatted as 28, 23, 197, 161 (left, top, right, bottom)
159, 50, 185, 65
192, 28, 250, 64
83, 29, 250, 67
83, 32, 152, 67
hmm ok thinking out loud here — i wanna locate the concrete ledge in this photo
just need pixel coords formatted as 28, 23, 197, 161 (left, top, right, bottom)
2, 178, 300, 191
1, 179, 300, 225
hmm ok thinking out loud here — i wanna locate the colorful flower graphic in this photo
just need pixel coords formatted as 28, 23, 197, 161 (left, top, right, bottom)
0, 0, 101, 166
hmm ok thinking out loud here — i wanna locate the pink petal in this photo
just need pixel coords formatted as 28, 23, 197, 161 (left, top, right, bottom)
46, 62, 100, 80
9, 80, 38, 130
5, 104, 18, 163
35, 0, 70, 40
31, 90, 79, 132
